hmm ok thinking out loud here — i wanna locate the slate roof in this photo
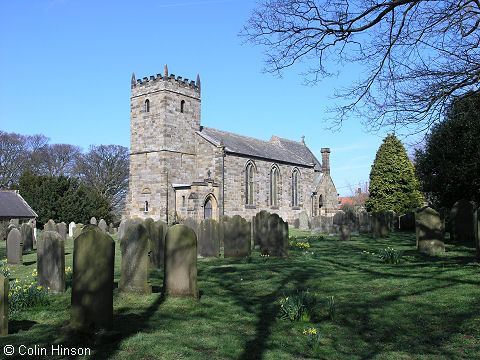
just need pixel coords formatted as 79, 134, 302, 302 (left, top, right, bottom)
271, 135, 322, 171
0, 190, 37, 218
197, 126, 319, 168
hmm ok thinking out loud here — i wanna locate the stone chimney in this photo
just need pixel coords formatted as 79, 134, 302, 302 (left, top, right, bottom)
321, 148, 330, 174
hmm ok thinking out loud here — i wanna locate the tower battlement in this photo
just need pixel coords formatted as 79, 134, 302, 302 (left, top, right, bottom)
131, 64, 200, 93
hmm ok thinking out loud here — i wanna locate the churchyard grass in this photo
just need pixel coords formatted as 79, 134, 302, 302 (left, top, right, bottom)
0, 230, 480, 359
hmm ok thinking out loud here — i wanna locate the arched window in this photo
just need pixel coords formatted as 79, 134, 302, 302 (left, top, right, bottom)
180, 100, 185, 113
145, 201, 149, 212
145, 99, 150, 112
292, 169, 299, 207
245, 162, 255, 205
204, 198, 212, 219
270, 166, 279, 206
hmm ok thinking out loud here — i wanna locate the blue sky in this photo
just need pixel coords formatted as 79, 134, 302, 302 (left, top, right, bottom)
0, 0, 423, 196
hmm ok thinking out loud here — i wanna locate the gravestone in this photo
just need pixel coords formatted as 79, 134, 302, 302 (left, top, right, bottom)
339, 224, 351, 241
333, 210, 344, 231
70, 228, 115, 331
144, 218, 166, 269
311, 216, 334, 235
44, 219, 56, 231
183, 217, 198, 235
450, 199, 477, 243
415, 207, 445, 255
372, 211, 390, 238
310, 216, 322, 234
90, 217, 97, 225
163, 224, 198, 298
119, 223, 152, 294
399, 211, 416, 231
98, 219, 107, 233
359, 211, 371, 233
388, 210, 397, 232
118, 218, 143, 243
56, 222, 67, 240
68, 222, 75, 238
108, 223, 114, 234
5, 224, 17, 241
252, 210, 270, 249
221, 215, 251, 258
261, 213, 288, 257
118, 219, 126, 241
37, 231, 65, 293
298, 211, 309, 231
197, 219, 220, 257
7, 228, 22, 265
28, 219, 36, 244
20, 223, 33, 252
0, 274, 8, 335
73, 224, 83, 240
9, 218, 19, 227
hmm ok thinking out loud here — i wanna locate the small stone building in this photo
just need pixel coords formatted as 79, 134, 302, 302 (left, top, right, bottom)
0, 190, 37, 239
125, 66, 338, 224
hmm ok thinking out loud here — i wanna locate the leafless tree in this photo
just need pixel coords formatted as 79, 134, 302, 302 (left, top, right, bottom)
36, 143, 82, 177
0, 131, 30, 188
242, 0, 480, 135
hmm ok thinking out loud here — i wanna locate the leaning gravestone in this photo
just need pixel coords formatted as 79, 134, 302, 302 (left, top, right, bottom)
372, 211, 390, 238
68, 222, 75, 238
450, 199, 477, 243
98, 219, 107, 233
261, 213, 288, 257
163, 224, 198, 298
37, 231, 65, 293
144, 218, 166, 269
20, 223, 34, 252
90, 217, 97, 225
197, 219, 220, 258
70, 228, 114, 331
56, 222, 67, 240
339, 224, 351, 241
298, 211, 310, 231
44, 219, 56, 232
0, 274, 8, 335
119, 223, 152, 294
221, 215, 251, 258
415, 207, 445, 255
252, 210, 271, 249
7, 228, 22, 265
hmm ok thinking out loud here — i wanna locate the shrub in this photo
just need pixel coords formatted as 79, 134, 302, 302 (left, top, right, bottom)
278, 290, 318, 322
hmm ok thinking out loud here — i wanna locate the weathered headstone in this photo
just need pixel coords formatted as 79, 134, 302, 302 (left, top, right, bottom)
387, 210, 397, 232
56, 222, 67, 240
73, 224, 83, 240
298, 211, 309, 231
144, 218, 166, 269
5, 224, 17, 241
333, 210, 344, 227
310, 216, 322, 234
252, 210, 270, 249
108, 223, 115, 234
359, 211, 371, 233
221, 215, 251, 258
20, 223, 34, 252
372, 211, 390, 238
0, 274, 8, 335
28, 219, 36, 244
68, 222, 75, 238
163, 224, 198, 298
118, 219, 126, 241
261, 213, 288, 257
415, 207, 445, 255
183, 217, 198, 235
98, 219, 107, 233
7, 228, 22, 265
197, 219, 220, 258
90, 217, 97, 225
44, 219, 56, 231
118, 218, 143, 243
37, 231, 65, 292
70, 228, 115, 331
119, 223, 152, 294
399, 211, 416, 231
450, 199, 477, 243
339, 224, 351, 241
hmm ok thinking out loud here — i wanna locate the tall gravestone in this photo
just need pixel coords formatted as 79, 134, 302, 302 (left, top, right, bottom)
310, 216, 322, 234
197, 219, 220, 258
5, 224, 17, 241
44, 219, 56, 232
28, 219, 36, 244
7, 228, 22, 265
68, 222, 75, 238
21, 223, 34, 252
0, 274, 8, 335
163, 224, 198, 298
70, 228, 115, 331
90, 217, 97, 225
450, 199, 477, 243
252, 210, 270, 249
372, 211, 390, 238
388, 210, 397, 232
144, 218, 166, 269
98, 219, 107, 233
298, 211, 309, 231
359, 211, 371, 233
415, 207, 445, 255
119, 223, 152, 294
261, 213, 288, 257
221, 215, 251, 258
183, 217, 198, 235
56, 222, 67, 240
118, 218, 143, 243
37, 231, 65, 292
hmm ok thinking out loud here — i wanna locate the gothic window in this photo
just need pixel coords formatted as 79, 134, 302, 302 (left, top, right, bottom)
180, 100, 185, 113
145, 99, 150, 112
204, 198, 212, 219
245, 162, 255, 205
292, 169, 299, 207
270, 166, 279, 206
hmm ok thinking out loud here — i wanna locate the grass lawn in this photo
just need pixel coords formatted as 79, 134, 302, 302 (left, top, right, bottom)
1, 229, 480, 359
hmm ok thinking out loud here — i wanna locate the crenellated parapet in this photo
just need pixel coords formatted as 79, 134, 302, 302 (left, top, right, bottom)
131, 65, 200, 93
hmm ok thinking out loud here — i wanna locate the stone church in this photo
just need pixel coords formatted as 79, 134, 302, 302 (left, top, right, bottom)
125, 66, 338, 225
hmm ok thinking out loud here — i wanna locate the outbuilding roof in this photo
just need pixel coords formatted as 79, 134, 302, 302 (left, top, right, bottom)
0, 190, 37, 219
197, 126, 319, 168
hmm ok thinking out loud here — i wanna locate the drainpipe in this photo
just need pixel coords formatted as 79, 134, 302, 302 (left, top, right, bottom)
166, 172, 169, 224
222, 148, 225, 216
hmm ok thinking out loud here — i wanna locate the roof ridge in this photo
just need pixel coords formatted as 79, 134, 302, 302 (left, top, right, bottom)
202, 126, 277, 146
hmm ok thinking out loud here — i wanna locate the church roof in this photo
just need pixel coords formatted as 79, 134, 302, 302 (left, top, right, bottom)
0, 190, 37, 219
197, 126, 318, 168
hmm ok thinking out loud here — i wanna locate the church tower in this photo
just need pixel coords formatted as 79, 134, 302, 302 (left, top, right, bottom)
126, 66, 201, 221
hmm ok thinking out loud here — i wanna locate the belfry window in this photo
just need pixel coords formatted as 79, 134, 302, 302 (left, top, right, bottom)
144, 201, 149, 212
180, 100, 185, 113
145, 99, 150, 112
292, 169, 299, 207
270, 166, 278, 206
245, 162, 255, 205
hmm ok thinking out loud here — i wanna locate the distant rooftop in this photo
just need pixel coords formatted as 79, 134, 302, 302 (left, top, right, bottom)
0, 190, 37, 219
